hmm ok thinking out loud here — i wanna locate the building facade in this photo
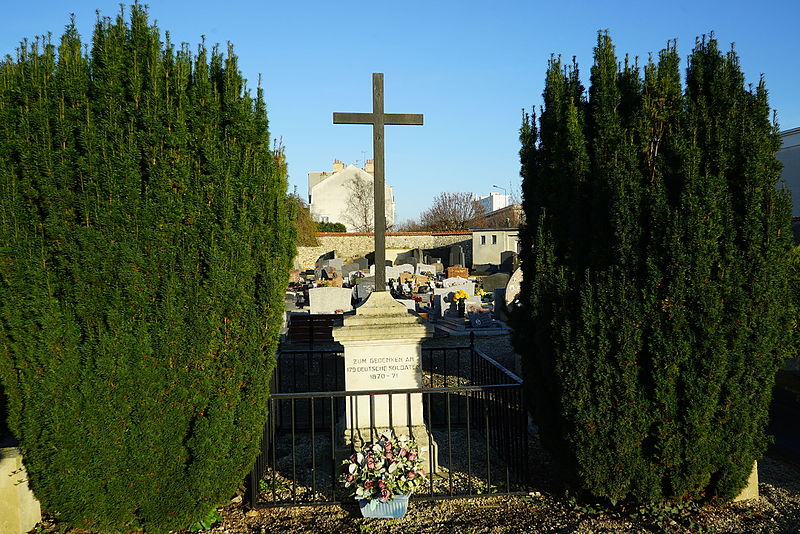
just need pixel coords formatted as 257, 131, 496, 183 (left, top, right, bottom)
471, 228, 520, 269
308, 159, 395, 232
778, 127, 800, 217
475, 192, 510, 214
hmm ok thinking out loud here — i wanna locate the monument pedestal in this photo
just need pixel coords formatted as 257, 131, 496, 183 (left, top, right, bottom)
333, 291, 438, 471
0, 447, 42, 534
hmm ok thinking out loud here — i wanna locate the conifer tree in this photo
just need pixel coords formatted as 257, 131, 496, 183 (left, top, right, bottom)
0, 5, 295, 531
514, 32, 791, 505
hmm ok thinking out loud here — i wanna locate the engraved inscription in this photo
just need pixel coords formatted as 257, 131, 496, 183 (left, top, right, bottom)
346, 355, 418, 383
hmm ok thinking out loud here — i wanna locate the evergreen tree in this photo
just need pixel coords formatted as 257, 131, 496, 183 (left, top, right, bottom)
0, 5, 295, 531
513, 32, 791, 505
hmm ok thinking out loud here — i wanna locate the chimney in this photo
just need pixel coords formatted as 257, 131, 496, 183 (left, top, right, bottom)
333, 159, 344, 172
364, 159, 374, 174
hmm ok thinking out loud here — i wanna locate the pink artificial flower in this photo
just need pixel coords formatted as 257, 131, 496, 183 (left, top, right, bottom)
378, 480, 386, 489
346, 474, 354, 482
367, 458, 375, 469
384, 442, 392, 451
364, 480, 373, 489
385, 452, 393, 460
399, 448, 408, 458
408, 452, 417, 461
380, 488, 390, 502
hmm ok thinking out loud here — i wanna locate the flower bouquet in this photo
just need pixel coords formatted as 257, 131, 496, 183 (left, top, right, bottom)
341, 430, 426, 518
451, 289, 469, 316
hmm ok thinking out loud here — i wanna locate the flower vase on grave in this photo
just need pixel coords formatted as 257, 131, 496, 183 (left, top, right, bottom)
457, 300, 465, 317
358, 494, 410, 519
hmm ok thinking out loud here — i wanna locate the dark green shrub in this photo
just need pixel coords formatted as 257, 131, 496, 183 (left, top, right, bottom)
0, 5, 295, 532
513, 32, 792, 505
316, 221, 347, 233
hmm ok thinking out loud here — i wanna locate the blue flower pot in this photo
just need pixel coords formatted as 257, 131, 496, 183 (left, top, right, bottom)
358, 494, 409, 518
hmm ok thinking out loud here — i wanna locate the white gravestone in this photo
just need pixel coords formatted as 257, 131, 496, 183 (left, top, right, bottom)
443, 276, 471, 288
415, 263, 435, 275
333, 292, 437, 461
433, 283, 474, 317
308, 287, 353, 314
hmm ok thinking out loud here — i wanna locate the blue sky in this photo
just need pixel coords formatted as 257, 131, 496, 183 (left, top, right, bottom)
3, 1, 799, 223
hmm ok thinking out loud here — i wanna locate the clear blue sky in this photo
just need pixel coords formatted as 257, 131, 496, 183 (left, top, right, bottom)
3, 1, 799, 224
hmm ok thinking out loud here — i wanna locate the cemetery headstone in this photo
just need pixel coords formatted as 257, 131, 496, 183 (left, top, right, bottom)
342, 263, 359, 278
505, 267, 523, 309
394, 263, 415, 275
354, 256, 369, 270
447, 266, 469, 279
493, 288, 508, 321
449, 245, 466, 267
500, 251, 518, 273
443, 275, 470, 287
308, 287, 353, 314
482, 273, 511, 293
433, 283, 474, 317
315, 250, 336, 267
416, 263, 435, 275
433, 262, 444, 273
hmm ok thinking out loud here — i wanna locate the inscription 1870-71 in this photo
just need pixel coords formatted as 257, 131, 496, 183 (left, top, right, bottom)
345, 355, 418, 382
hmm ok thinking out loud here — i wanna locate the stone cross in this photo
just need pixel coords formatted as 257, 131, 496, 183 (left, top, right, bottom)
333, 73, 423, 291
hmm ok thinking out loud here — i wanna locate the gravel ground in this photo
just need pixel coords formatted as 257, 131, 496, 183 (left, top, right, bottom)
197, 453, 800, 534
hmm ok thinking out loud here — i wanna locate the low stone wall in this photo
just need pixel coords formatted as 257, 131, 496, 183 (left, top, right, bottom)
295, 232, 472, 269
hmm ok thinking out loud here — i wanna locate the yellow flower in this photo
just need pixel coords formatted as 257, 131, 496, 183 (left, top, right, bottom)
453, 289, 469, 302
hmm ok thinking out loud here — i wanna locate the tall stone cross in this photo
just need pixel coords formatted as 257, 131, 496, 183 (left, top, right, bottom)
333, 73, 423, 292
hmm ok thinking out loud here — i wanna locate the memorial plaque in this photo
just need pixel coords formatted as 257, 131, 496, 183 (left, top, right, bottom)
447, 266, 469, 279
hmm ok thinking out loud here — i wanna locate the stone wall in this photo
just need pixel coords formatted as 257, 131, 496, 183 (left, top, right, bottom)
295, 232, 472, 269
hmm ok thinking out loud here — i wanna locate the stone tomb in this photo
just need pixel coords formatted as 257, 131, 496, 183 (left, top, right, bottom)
308, 287, 353, 314
333, 292, 437, 460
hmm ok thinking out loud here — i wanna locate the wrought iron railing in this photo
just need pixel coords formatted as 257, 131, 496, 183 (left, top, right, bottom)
246, 335, 527, 508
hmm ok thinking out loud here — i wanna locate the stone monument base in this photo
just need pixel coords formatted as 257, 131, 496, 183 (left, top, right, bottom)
733, 461, 759, 502
0, 447, 42, 534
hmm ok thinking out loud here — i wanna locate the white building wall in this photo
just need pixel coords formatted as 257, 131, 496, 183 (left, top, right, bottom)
476, 192, 510, 214
308, 163, 395, 230
778, 127, 800, 217
471, 228, 519, 265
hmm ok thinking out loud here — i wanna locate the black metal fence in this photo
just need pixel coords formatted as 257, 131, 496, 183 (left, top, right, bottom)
246, 335, 528, 508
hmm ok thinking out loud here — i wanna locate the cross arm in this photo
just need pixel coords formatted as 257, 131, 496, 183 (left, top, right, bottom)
333, 112, 423, 125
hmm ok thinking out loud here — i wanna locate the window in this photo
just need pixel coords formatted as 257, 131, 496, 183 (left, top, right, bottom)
492, 235, 497, 245
480, 235, 486, 245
